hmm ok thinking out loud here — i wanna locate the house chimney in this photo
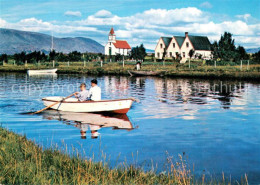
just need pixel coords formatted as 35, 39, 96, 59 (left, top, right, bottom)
185, 32, 188, 37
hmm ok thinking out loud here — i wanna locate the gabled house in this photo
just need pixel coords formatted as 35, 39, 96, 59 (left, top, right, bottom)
155, 32, 212, 62
105, 28, 131, 56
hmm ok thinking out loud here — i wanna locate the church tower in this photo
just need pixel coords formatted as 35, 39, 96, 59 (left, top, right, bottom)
108, 27, 116, 43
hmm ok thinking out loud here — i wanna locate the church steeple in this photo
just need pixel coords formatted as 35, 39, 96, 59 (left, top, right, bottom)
108, 27, 116, 43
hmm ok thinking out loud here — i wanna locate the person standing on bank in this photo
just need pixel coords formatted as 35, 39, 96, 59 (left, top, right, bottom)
88, 79, 101, 101
74, 83, 89, 101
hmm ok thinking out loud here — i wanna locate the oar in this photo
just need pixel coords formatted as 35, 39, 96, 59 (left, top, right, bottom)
32, 93, 74, 114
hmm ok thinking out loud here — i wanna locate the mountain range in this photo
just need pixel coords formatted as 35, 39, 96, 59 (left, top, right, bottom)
0, 28, 104, 54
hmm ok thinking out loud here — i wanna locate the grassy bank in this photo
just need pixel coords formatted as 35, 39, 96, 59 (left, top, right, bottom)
0, 127, 249, 184
0, 127, 191, 184
0, 62, 260, 80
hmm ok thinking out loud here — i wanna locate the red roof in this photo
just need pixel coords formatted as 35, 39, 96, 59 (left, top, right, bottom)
109, 27, 115, 35
113, 40, 131, 49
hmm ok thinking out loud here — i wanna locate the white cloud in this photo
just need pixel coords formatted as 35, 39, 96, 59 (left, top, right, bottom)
94, 10, 112, 18
64, 11, 82, 17
236, 14, 251, 22
1, 8, 260, 49
200, 1, 213, 9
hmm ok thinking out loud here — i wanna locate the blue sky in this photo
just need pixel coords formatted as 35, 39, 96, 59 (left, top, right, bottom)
0, 0, 259, 49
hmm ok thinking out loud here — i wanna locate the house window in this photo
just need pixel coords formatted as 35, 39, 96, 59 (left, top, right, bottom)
173, 43, 175, 48
157, 52, 160, 58
160, 44, 163, 48
183, 52, 185, 58
169, 52, 172, 57
186, 42, 189, 47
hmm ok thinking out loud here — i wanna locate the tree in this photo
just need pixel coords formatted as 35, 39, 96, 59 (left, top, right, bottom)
237, 46, 249, 60
115, 54, 123, 61
252, 50, 260, 64
49, 50, 57, 61
211, 32, 249, 63
130, 44, 147, 61
68, 51, 81, 61
0, 54, 8, 63
188, 49, 195, 59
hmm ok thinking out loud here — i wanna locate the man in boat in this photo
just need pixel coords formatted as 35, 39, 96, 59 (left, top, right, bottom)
74, 83, 89, 101
88, 79, 101, 101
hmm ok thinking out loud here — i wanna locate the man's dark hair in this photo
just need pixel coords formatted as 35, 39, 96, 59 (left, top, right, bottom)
91, 79, 98, 84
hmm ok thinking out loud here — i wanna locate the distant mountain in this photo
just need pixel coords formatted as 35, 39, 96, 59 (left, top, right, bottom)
146, 49, 154, 53
246, 47, 260, 53
0, 28, 104, 54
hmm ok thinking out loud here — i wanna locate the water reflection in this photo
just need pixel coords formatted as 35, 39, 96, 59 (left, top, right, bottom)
40, 110, 134, 139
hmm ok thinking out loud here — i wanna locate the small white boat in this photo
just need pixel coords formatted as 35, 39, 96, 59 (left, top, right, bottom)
42, 96, 134, 114
27, 68, 57, 75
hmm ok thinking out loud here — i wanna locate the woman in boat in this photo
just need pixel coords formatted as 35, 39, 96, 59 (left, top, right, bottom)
88, 79, 101, 101
74, 83, 89, 101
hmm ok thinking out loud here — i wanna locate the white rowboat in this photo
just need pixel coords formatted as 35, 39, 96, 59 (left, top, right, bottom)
27, 68, 57, 75
42, 96, 134, 114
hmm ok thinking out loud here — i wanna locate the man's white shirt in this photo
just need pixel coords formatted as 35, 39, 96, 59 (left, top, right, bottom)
88, 85, 101, 101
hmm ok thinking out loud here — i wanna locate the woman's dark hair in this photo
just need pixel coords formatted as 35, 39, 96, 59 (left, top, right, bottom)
91, 79, 98, 84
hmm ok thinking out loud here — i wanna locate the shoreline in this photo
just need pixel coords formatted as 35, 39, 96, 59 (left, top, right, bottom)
0, 65, 260, 81
0, 127, 248, 184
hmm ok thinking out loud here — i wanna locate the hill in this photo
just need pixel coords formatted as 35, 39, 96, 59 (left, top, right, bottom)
0, 28, 104, 54
246, 47, 260, 54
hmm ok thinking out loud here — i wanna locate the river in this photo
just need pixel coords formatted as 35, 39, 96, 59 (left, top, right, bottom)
0, 72, 259, 183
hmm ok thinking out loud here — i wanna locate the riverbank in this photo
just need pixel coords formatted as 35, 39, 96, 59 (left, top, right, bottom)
0, 127, 249, 184
0, 63, 260, 80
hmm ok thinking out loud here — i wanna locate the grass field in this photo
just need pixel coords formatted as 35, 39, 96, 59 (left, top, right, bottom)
0, 61, 260, 80
0, 127, 249, 184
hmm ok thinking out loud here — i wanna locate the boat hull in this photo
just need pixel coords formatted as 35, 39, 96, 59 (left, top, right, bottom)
42, 97, 133, 114
27, 68, 57, 75
128, 70, 161, 76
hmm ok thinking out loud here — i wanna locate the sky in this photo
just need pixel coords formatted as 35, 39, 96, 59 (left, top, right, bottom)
0, 0, 259, 49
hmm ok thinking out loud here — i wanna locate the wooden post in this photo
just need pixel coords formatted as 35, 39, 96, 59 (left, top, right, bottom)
52, 60, 55, 68
189, 59, 191, 69
247, 60, 249, 70
123, 55, 125, 68
25, 60, 27, 67
240, 60, 242, 71
214, 60, 216, 68
68, 61, 70, 67
101, 60, 103, 67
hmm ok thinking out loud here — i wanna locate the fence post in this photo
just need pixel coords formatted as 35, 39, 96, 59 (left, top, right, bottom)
214, 60, 216, 68
247, 60, 249, 70
53, 60, 55, 68
101, 60, 103, 67
25, 60, 27, 67
240, 60, 242, 71
123, 55, 125, 68
68, 61, 70, 67
189, 59, 191, 69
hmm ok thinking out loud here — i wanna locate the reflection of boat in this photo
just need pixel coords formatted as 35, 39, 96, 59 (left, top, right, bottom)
42, 96, 134, 114
27, 68, 57, 75
41, 110, 134, 139
128, 70, 161, 76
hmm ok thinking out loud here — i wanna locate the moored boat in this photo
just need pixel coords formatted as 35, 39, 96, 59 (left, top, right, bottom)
128, 70, 161, 76
42, 96, 134, 114
27, 68, 57, 75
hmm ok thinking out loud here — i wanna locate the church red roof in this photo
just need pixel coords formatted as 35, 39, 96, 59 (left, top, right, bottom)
109, 27, 115, 35
113, 40, 131, 49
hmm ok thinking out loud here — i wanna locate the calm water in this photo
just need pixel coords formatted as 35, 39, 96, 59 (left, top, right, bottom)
0, 72, 260, 182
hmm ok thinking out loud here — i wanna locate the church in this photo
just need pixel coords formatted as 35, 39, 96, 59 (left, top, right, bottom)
104, 28, 131, 56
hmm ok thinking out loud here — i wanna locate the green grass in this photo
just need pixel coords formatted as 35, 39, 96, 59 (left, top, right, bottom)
0, 61, 260, 80
0, 127, 249, 184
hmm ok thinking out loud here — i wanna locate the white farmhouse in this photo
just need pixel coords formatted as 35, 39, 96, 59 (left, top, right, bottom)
104, 28, 131, 56
155, 32, 212, 62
